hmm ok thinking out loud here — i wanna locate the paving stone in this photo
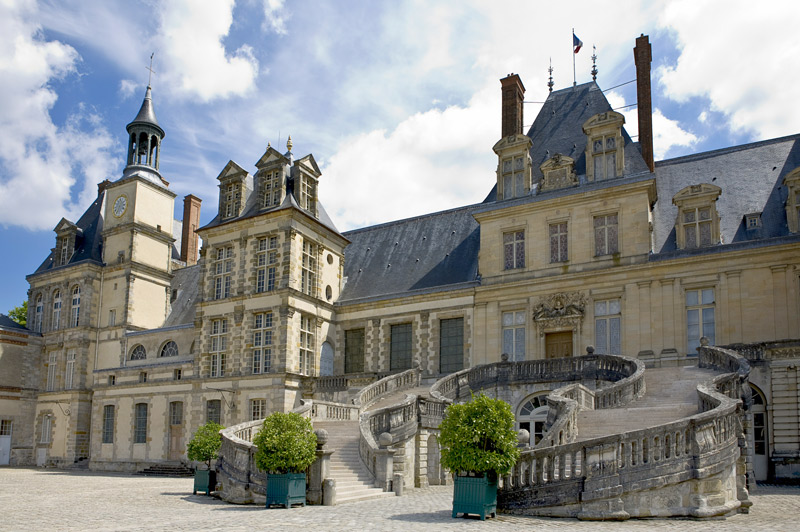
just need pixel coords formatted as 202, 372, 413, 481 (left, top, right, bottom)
0, 468, 797, 531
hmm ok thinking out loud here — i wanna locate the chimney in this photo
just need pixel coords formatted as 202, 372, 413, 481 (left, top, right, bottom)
634, 34, 655, 173
500, 74, 525, 138
97, 179, 112, 196
180, 194, 202, 266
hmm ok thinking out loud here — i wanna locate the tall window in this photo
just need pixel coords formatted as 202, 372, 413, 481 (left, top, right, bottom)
299, 174, 315, 212
502, 311, 526, 361
52, 290, 61, 330
299, 315, 315, 375
592, 136, 617, 180
549, 222, 568, 263
70, 286, 80, 327
65, 349, 76, 390
46, 352, 57, 391
58, 236, 71, 266
40, 416, 51, 444
252, 312, 273, 374
345, 328, 365, 374
206, 399, 221, 425
160, 341, 178, 357
223, 183, 241, 218
594, 300, 621, 355
210, 319, 228, 377
108, 309, 116, 327
501, 156, 526, 199
250, 399, 266, 421
301, 240, 317, 296
682, 207, 713, 248
439, 318, 464, 374
503, 230, 525, 270
390, 323, 412, 371
256, 236, 278, 293
134, 403, 148, 444
102, 405, 115, 444
169, 402, 183, 425
261, 170, 281, 208
594, 214, 618, 256
686, 288, 715, 354
34, 294, 43, 332
213, 247, 233, 299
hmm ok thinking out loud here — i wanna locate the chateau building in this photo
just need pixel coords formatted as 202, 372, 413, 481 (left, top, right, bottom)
1, 34, 799, 485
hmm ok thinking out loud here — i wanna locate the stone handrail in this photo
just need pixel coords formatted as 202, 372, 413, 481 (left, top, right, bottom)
353, 366, 421, 408
310, 399, 360, 421
498, 346, 751, 519
216, 419, 265, 504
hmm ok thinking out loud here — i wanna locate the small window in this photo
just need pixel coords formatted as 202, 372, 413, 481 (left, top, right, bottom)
745, 213, 761, 230
108, 309, 116, 327
139, 372, 147, 383
173, 369, 182, 381
0, 420, 12, 436
130, 345, 146, 361
108, 375, 116, 386
250, 399, 266, 421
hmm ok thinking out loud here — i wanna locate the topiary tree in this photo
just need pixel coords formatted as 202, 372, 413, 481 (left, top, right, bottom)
187, 422, 224, 470
439, 393, 520, 476
253, 412, 317, 474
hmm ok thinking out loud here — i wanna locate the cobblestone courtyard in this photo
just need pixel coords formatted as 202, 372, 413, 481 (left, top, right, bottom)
1, 468, 798, 531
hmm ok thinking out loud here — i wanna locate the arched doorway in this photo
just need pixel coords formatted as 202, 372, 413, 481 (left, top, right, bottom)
319, 342, 334, 376
427, 434, 442, 485
751, 384, 768, 481
517, 394, 550, 446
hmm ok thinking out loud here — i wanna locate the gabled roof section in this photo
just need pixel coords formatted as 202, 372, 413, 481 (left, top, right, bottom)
0, 313, 29, 332
526, 82, 650, 184
340, 205, 480, 303
216, 160, 249, 181
295, 154, 321, 175
255, 146, 289, 168
652, 134, 800, 252
53, 218, 80, 234
31, 190, 106, 275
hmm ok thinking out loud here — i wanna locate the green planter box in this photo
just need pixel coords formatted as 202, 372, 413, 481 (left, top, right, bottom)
193, 469, 216, 496
452, 473, 497, 520
266, 473, 306, 509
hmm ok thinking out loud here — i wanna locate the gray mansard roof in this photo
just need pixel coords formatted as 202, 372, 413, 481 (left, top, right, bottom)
163, 264, 201, 327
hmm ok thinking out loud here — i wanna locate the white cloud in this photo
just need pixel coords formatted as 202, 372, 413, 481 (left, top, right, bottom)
657, 0, 800, 139
0, 0, 117, 231
158, 0, 259, 101
119, 79, 139, 99
262, 0, 290, 35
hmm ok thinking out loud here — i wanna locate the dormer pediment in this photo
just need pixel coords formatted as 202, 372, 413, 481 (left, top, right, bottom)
492, 133, 533, 156
255, 147, 289, 169
582, 110, 625, 133
672, 183, 722, 205
295, 154, 321, 176
54, 218, 79, 235
216, 160, 249, 183
539, 153, 577, 192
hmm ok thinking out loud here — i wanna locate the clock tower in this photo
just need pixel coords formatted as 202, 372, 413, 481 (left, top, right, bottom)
101, 85, 177, 330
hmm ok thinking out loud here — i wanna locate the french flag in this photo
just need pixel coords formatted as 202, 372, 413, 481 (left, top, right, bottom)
573, 33, 583, 54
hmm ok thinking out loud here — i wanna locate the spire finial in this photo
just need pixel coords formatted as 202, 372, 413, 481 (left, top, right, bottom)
591, 45, 598, 82
547, 58, 554, 93
286, 135, 292, 152
146, 52, 156, 87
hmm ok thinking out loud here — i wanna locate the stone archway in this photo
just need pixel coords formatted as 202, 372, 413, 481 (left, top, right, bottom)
427, 434, 442, 485
517, 394, 550, 446
751, 384, 769, 481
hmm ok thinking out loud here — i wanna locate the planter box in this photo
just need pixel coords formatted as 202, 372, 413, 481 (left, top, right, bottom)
193, 469, 217, 496
266, 473, 306, 509
452, 473, 497, 520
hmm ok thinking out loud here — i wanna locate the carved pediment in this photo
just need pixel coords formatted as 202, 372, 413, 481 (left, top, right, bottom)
539, 154, 577, 192
672, 183, 721, 205
295, 154, 321, 176
53, 218, 78, 234
533, 292, 587, 321
255, 146, 289, 169
582, 111, 625, 133
216, 160, 249, 183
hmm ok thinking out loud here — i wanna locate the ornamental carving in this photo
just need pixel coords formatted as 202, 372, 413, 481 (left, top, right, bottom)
539, 153, 577, 192
533, 292, 587, 322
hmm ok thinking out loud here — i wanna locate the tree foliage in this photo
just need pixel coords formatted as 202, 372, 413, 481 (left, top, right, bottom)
8, 301, 27, 327
186, 422, 224, 469
438, 393, 520, 476
253, 412, 317, 474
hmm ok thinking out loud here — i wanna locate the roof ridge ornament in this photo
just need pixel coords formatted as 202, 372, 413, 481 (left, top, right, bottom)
286, 135, 293, 153
146, 52, 156, 88
547, 58, 554, 93
591, 45, 598, 82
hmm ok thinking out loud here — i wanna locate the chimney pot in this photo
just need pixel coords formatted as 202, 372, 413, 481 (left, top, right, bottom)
634, 34, 655, 172
180, 194, 202, 266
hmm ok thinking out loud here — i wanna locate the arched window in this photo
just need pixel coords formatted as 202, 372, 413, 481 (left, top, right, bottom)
160, 341, 178, 358
52, 290, 62, 330
130, 345, 147, 361
70, 286, 80, 327
34, 294, 43, 333
751, 384, 769, 481
517, 394, 550, 446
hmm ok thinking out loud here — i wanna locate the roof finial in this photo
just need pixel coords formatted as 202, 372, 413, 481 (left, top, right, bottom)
286, 135, 292, 153
146, 52, 156, 87
547, 58, 554, 93
591, 45, 598, 82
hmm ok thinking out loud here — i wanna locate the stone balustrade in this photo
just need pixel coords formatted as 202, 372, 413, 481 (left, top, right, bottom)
353, 366, 421, 408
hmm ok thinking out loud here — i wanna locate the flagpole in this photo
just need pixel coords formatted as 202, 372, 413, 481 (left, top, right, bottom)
572, 29, 576, 87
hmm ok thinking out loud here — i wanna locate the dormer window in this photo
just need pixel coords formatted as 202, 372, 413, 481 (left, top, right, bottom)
298, 172, 317, 214
783, 166, 800, 233
58, 236, 71, 266
672, 184, 722, 250
215, 161, 249, 220
260, 170, 283, 208
502, 156, 527, 199
223, 183, 241, 218
745, 213, 761, 230
583, 111, 625, 181
53, 218, 79, 267
539, 153, 577, 192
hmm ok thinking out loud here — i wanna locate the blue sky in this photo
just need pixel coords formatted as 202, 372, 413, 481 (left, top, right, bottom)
2, 0, 799, 316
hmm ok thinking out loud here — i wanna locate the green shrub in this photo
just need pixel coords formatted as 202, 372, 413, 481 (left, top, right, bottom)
186, 422, 224, 469
253, 412, 317, 474
439, 393, 520, 476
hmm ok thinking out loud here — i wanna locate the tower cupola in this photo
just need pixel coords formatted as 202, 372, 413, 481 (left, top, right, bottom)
123, 85, 166, 184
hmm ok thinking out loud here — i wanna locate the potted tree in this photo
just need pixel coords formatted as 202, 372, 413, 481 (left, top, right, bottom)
253, 412, 317, 509
439, 393, 520, 520
187, 421, 224, 496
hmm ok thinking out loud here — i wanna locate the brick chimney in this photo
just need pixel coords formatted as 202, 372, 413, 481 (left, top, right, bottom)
97, 179, 112, 196
180, 194, 202, 265
634, 34, 654, 173
500, 74, 525, 138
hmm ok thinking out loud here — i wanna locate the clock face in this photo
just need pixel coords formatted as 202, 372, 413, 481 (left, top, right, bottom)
113, 195, 127, 217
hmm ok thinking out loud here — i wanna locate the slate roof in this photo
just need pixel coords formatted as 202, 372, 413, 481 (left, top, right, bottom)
652, 134, 800, 253
527, 82, 650, 183
0, 313, 29, 332
127, 86, 164, 137
163, 264, 201, 327
339, 205, 481, 303
31, 191, 106, 275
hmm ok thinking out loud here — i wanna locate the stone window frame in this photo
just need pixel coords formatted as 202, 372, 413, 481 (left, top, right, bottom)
297, 170, 317, 213
221, 182, 242, 219
40, 414, 52, 444
548, 219, 569, 263
582, 111, 625, 182
301, 238, 318, 297
500, 154, 529, 200
299, 314, 316, 376
213, 246, 234, 300
70, 285, 80, 327
159, 341, 179, 358
33, 293, 43, 333
210, 318, 228, 378
252, 311, 273, 375
250, 399, 266, 421
516, 392, 551, 446
64, 348, 76, 390
592, 210, 619, 257
255, 235, 279, 294
783, 167, 800, 233
259, 169, 283, 209
501, 309, 526, 362
593, 299, 622, 355
344, 328, 366, 374
503, 228, 525, 270
672, 184, 722, 250
683, 284, 716, 355
169, 401, 183, 426
129, 344, 147, 361
52, 289, 62, 331
133, 402, 148, 444
102, 404, 115, 444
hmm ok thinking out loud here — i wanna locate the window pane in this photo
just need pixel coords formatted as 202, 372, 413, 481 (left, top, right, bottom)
595, 301, 607, 316
515, 311, 525, 325
701, 289, 715, 305
390, 323, 412, 371
595, 319, 607, 354
514, 328, 526, 361
609, 299, 621, 314
685, 290, 698, 306
502, 312, 513, 327
439, 318, 464, 374
502, 329, 513, 355
515, 173, 524, 197
609, 317, 621, 355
